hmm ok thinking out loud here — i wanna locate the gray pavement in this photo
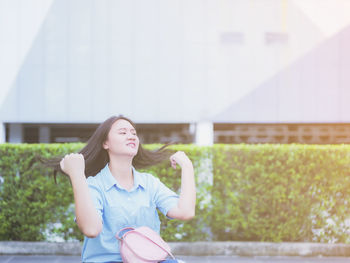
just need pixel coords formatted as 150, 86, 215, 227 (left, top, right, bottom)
3, 241, 350, 257
1, 255, 350, 263
2, 241, 350, 262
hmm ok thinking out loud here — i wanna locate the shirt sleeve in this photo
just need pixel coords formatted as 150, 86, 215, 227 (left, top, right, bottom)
86, 177, 104, 220
153, 176, 179, 219
74, 178, 103, 223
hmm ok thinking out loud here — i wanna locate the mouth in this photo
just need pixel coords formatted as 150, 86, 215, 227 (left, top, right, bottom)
127, 143, 136, 148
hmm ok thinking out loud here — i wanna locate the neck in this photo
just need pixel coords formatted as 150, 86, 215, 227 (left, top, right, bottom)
108, 155, 134, 183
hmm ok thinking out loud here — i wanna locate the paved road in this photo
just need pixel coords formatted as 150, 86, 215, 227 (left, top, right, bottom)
1, 256, 350, 263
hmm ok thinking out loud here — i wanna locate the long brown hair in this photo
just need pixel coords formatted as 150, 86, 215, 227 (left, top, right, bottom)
42, 115, 175, 180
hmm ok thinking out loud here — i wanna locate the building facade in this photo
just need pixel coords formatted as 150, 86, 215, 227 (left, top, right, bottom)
1, 0, 350, 145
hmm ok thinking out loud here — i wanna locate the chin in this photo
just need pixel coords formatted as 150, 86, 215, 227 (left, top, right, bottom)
127, 150, 138, 157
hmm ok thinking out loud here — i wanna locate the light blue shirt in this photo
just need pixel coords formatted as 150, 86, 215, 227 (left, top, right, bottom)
81, 163, 179, 263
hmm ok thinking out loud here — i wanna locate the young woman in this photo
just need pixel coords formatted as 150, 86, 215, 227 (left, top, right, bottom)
54, 115, 196, 263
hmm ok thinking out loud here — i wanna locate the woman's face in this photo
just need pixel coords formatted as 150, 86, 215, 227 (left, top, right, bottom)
103, 119, 140, 157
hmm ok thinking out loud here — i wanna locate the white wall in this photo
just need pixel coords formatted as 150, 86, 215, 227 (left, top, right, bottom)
1, 0, 350, 124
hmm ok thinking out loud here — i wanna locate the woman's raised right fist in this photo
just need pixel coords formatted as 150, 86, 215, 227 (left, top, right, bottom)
60, 153, 85, 177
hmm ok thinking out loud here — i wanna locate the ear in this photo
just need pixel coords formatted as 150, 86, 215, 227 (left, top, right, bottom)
103, 141, 109, 150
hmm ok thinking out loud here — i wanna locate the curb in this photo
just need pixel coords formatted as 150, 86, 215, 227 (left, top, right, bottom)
1, 241, 350, 257
170, 242, 350, 257
0, 241, 81, 255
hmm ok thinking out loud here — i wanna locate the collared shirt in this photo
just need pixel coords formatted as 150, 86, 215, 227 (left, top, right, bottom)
81, 163, 179, 263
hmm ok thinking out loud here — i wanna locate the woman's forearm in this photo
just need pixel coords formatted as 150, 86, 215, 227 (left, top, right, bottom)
70, 173, 102, 238
177, 164, 196, 219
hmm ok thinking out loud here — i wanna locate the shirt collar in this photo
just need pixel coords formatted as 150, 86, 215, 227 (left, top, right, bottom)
101, 163, 146, 191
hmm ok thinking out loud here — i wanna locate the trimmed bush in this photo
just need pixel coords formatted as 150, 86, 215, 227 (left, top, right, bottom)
0, 143, 83, 241
0, 143, 211, 242
1, 143, 350, 243
211, 144, 350, 242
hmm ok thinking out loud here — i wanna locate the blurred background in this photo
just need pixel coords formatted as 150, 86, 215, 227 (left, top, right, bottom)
1, 0, 350, 145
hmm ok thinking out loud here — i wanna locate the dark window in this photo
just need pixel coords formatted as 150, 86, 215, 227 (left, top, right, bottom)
24, 127, 39, 143
50, 125, 97, 143
5, 124, 9, 142
214, 123, 350, 144
13, 123, 194, 144
136, 124, 193, 144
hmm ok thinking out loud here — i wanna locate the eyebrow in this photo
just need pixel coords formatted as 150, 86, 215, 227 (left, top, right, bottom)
118, 128, 136, 132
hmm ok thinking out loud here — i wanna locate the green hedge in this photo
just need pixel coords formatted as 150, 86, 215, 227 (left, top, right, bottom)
211, 144, 350, 243
1, 143, 350, 243
0, 143, 83, 241
0, 143, 211, 242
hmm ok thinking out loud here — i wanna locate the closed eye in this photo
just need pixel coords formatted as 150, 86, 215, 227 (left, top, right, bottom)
119, 132, 137, 136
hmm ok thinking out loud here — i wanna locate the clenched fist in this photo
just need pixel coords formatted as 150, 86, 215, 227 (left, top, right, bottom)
60, 153, 85, 178
169, 151, 193, 169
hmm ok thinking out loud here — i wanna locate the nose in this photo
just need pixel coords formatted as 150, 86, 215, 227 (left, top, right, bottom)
127, 133, 137, 140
